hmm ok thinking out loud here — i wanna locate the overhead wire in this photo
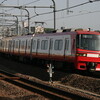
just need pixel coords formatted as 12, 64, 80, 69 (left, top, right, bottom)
0, 0, 7, 5
28, 1, 99, 20
42, 10, 100, 22
5, 0, 41, 12
3, 0, 100, 19
1, 0, 100, 25
23, 0, 41, 6
57, 0, 100, 12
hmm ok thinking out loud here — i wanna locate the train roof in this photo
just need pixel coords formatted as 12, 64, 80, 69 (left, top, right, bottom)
76, 31, 100, 35
34, 31, 77, 37
34, 30, 100, 37
12, 35, 33, 39
1, 30, 99, 40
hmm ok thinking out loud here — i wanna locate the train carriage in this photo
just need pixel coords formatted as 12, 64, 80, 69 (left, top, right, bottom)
12, 35, 33, 56
31, 32, 75, 62
0, 30, 100, 72
0, 37, 12, 54
75, 31, 100, 71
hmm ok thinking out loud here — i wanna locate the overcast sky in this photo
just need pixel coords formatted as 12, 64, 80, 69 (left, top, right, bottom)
0, 0, 100, 30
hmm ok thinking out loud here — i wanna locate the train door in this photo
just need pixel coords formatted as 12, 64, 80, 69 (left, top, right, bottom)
26, 39, 31, 55
36, 39, 40, 54
20, 39, 26, 54
49, 38, 53, 55
5, 40, 8, 52
64, 37, 71, 57
4, 40, 6, 52
14, 39, 20, 54
31, 38, 37, 55
11, 40, 15, 54
8, 40, 12, 53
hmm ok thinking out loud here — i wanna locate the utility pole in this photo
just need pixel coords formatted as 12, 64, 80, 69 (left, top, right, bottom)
14, 15, 19, 35
25, 9, 30, 33
21, 8, 30, 33
11, 15, 18, 35
0, 14, 19, 35
67, 0, 69, 14
0, 5, 55, 32
51, 0, 56, 30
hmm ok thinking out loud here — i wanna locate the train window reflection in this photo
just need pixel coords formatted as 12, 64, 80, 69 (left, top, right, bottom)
54, 39, 63, 50
78, 34, 100, 51
41, 40, 48, 50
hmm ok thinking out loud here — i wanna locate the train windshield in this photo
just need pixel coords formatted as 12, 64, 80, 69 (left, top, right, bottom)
76, 34, 100, 51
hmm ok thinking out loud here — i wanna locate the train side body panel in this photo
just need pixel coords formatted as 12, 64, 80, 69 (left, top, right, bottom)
0, 31, 100, 72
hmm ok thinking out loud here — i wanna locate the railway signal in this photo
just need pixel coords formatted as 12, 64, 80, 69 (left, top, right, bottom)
47, 64, 54, 83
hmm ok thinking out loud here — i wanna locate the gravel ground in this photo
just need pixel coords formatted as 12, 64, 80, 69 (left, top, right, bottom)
0, 56, 100, 99
60, 74, 100, 95
0, 80, 50, 100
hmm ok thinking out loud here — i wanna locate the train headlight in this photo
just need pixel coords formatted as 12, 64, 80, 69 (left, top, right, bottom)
82, 54, 87, 56
76, 53, 87, 57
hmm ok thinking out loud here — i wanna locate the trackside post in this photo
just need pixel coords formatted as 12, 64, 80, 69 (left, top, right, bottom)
47, 64, 54, 83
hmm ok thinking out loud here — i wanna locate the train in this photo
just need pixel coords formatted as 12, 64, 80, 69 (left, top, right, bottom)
0, 29, 100, 72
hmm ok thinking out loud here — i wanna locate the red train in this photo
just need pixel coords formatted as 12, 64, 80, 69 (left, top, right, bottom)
0, 30, 100, 72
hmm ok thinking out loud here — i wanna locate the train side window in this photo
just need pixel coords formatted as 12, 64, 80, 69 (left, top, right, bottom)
65, 39, 69, 50
41, 40, 48, 50
32, 40, 36, 49
54, 39, 63, 50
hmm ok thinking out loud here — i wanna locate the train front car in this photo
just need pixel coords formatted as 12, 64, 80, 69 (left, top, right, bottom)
75, 31, 100, 72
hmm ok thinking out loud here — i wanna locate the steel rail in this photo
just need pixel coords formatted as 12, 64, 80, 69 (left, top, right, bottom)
0, 69, 91, 100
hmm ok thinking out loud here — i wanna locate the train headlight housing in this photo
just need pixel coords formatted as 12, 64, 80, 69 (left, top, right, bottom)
82, 54, 87, 56
76, 53, 87, 57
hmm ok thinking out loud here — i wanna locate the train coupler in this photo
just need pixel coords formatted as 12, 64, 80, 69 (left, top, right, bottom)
87, 62, 97, 72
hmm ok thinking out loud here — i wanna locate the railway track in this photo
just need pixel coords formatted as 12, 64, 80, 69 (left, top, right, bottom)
0, 69, 91, 100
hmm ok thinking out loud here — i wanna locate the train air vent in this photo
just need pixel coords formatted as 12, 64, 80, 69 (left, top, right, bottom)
52, 30, 57, 33
63, 28, 72, 32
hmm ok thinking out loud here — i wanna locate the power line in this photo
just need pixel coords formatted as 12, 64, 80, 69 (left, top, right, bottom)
56, 1, 100, 12
4, 0, 100, 13
29, 1, 98, 20
2, 0, 100, 22
42, 10, 100, 22
30, 11, 52, 19
0, 0, 7, 4
23, 0, 41, 6
6, 0, 41, 12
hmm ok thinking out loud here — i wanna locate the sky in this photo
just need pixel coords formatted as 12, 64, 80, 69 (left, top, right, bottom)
0, 0, 100, 30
